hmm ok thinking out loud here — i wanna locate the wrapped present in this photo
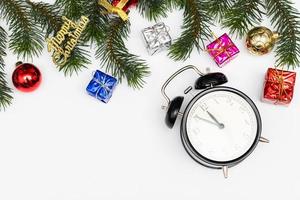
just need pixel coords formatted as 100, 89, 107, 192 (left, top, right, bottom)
206, 33, 239, 67
98, 0, 131, 21
111, 0, 138, 11
86, 70, 117, 103
263, 68, 296, 105
142, 22, 172, 55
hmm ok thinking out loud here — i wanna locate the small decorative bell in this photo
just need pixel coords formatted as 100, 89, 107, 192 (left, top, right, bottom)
246, 26, 279, 55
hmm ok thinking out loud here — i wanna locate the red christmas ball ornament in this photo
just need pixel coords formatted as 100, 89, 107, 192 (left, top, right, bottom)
112, 0, 138, 11
12, 62, 42, 92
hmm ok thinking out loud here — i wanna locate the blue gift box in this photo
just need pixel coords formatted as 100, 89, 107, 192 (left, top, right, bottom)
86, 70, 117, 103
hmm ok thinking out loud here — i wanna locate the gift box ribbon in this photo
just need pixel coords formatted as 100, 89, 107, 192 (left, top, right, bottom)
148, 26, 170, 54
268, 68, 295, 104
92, 76, 113, 99
207, 37, 234, 58
98, 0, 129, 21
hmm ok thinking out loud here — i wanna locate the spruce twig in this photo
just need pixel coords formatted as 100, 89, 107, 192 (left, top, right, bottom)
166, 0, 185, 8
168, 0, 213, 61
222, 0, 265, 38
205, 0, 232, 23
0, 0, 44, 59
96, 18, 149, 88
26, 0, 62, 37
138, 0, 169, 21
0, 27, 13, 111
265, 0, 300, 69
55, 0, 85, 20
82, 0, 108, 44
59, 44, 90, 76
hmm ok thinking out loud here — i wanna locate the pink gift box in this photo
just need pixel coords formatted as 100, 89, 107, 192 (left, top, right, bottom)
206, 33, 239, 67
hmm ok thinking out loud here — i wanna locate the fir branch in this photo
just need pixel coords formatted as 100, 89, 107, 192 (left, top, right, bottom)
59, 44, 90, 76
81, 0, 108, 43
55, 0, 85, 20
137, 0, 169, 21
26, 0, 62, 37
265, 0, 300, 69
222, 0, 265, 38
96, 18, 149, 88
205, 0, 232, 22
166, 0, 185, 8
138, 0, 185, 21
0, 0, 44, 59
168, 0, 213, 61
0, 27, 13, 111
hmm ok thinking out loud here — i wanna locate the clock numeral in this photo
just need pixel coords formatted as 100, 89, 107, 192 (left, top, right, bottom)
239, 106, 247, 114
226, 98, 232, 103
200, 103, 208, 111
193, 115, 200, 121
214, 99, 220, 104
243, 132, 251, 139
226, 98, 234, 106
244, 119, 250, 125
192, 128, 200, 135
197, 141, 203, 147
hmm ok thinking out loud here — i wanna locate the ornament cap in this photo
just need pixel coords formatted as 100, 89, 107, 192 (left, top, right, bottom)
272, 32, 280, 41
15, 61, 23, 67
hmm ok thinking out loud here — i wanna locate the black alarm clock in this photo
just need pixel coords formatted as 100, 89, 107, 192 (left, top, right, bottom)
161, 65, 269, 178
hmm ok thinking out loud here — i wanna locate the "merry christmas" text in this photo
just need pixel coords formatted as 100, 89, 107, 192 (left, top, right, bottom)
47, 16, 89, 66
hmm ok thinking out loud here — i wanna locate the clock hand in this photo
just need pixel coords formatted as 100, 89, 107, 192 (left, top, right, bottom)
194, 115, 223, 128
206, 111, 225, 129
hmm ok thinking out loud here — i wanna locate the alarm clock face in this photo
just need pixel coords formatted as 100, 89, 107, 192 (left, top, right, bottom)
182, 87, 261, 166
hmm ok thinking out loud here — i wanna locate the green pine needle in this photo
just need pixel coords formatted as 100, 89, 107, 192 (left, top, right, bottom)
0, 0, 299, 99
168, 0, 213, 61
0, 0, 44, 59
55, 0, 85, 20
0, 26, 13, 111
59, 44, 90, 76
138, 0, 169, 21
265, 0, 300, 69
26, 0, 62, 37
96, 18, 149, 88
167, 0, 185, 8
223, 0, 265, 38
81, 0, 108, 44
205, 0, 232, 23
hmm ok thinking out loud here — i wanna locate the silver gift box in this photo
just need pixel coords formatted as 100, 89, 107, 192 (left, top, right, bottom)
142, 22, 172, 55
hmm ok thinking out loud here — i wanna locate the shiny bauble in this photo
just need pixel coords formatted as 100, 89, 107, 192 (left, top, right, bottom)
12, 62, 42, 92
246, 26, 279, 55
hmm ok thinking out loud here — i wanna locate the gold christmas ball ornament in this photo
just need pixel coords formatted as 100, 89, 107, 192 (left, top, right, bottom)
246, 26, 279, 55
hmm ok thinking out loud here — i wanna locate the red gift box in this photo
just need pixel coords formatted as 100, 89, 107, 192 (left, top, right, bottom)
111, 0, 138, 11
263, 68, 296, 105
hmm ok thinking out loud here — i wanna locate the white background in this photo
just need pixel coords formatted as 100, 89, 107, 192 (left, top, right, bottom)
1, 1, 300, 199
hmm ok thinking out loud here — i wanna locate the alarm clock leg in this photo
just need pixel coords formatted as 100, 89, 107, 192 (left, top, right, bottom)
259, 137, 270, 143
222, 166, 228, 178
